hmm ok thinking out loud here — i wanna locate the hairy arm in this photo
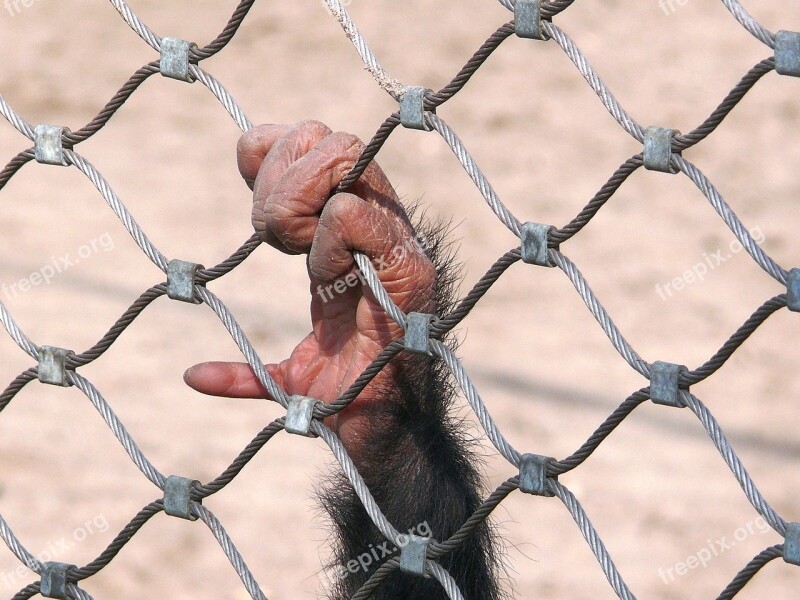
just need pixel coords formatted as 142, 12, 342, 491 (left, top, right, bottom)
184, 121, 501, 599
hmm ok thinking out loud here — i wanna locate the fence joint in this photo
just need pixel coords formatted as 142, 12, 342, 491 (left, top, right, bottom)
399, 535, 430, 576
787, 268, 800, 312
38, 346, 73, 387
775, 31, 800, 77
520, 222, 555, 267
34, 125, 70, 166
285, 395, 321, 436
519, 453, 556, 496
515, 0, 544, 40
40, 562, 73, 599
405, 312, 433, 355
163, 475, 200, 520
160, 37, 196, 82
167, 259, 205, 304
400, 87, 434, 131
643, 126, 680, 173
650, 361, 688, 407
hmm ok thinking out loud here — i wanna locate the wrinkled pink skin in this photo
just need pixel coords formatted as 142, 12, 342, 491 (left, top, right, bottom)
184, 121, 435, 457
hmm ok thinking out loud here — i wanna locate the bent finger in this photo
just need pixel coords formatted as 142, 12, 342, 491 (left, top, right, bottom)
309, 192, 435, 312
259, 131, 410, 254
237, 124, 293, 189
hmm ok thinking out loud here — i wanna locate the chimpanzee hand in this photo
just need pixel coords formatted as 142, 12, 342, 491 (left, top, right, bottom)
183, 120, 435, 454
185, 121, 501, 600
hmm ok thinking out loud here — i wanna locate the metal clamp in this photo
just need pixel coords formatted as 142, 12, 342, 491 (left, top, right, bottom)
163, 475, 200, 521
650, 361, 688, 408
519, 453, 556, 496
520, 222, 555, 267
643, 126, 680, 173
34, 125, 69, 166
775, 31, 800, 78
400, 87, 434, 131
167, 259, 204, 304
399, 535, 430, 576
784, 522, 800, 565
787, 268, 800, 312
40, 562, 73, 599
285, 395, 320, 437
515, 0, 544, 40
38, 346, 73, 387
405, 312, 433, 355
160, 37, 196, 82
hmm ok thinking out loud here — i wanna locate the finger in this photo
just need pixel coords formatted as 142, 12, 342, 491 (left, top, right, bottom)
183, 361, 283, 399
257, 130, 411, 254
252, 120, 333, 250
309, 192, 435, 313
237, 124, 294, 189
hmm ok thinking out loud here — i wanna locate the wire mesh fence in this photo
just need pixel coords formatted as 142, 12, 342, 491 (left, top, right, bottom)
0, 0, 798, 598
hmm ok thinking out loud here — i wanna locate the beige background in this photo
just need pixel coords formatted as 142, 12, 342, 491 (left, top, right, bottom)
1, 0, 800, 598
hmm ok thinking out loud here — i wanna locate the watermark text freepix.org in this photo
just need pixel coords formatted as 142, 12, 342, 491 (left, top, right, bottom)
655, 226, 765, 300
315, 233, 430, 304
1, 233, 115, 301
3, 0, 43, 17
657, 516, 771, 584
322, 521, 432, 583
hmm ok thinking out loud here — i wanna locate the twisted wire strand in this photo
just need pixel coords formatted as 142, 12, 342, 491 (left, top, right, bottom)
551, 251, 650, 377
715, 544, 783, 600
428, 114, 522, 236
431, 339, 521, 465
353, 252, 407, 329
0, 369, 37, 412
682, 391, 786, 535
191, 0, 257, 61
107, 0, 162, 51
682, 294, 786, 385
313, 422, 401, 544
550, 155, 643, 244
195, 419, 285, 498
350, 556, 401, 600
720, 0, 775, 47
195, 505, 269, 600
67, 285, 167, 367
65, 150, 169, 272
0, 512, 42, 573
543, 22, 644, 142
196, 233, 262, 283
427, 561, 466, 600
191, 66, 254, 132
0, 300, 39, 359
551, 389, 651, 475
0, 94, 34, 140
64, 63, 161, 145
0, 149, 34, 191
673, 58, 775, 151
551, 481, 637, 600
428, 23, 516, 108
428, 478, 518, 557
195, 286, 289, 407
319, 0, 404, 99
675, 155, 786, 284
68, 372, 166, 487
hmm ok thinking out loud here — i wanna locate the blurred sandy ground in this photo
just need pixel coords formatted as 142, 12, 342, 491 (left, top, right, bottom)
0, 1, 799, 598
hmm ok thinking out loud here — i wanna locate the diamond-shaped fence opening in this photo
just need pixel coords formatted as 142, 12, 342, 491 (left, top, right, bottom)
0, 0, 798, 598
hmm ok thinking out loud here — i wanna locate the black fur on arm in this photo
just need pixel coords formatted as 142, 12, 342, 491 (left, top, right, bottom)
320, 213, 504, 600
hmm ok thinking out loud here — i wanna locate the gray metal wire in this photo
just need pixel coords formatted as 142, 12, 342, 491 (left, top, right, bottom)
0, 0, 796, 599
